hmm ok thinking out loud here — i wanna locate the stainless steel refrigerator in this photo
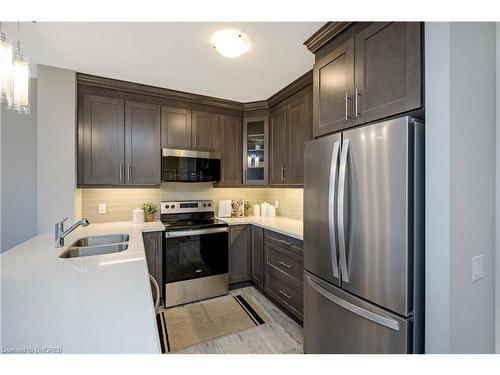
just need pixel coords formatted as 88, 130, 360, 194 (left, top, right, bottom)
303, 116, 424, 354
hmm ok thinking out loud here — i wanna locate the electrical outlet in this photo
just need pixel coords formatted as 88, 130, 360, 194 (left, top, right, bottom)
472, 254, 484, 282
98, 203, 107, 215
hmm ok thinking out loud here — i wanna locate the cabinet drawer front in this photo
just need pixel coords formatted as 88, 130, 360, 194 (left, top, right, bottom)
265, 230, 303, 253
265, 268, 303, 319
266, 243, 303, 282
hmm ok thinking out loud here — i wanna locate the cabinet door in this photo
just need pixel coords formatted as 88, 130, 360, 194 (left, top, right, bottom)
219, 115, 242, 185
313, 37, 354, 138
251, 226, 264, 288
269, 106, 287, 185
243, 116, 269, 185
82, 94, 125, 185
229, 225, 251, 284
354, 22, 422, 125
143, 232, 163, 302
161, 106, 191, 150
125, 101, 161, 185
191, 111, 220, 153
286, 90, 312, 185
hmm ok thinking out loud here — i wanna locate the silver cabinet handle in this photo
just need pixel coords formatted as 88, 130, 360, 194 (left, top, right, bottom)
281, 165, 285, 182
329, 140, 340, 279
270, 237, 291, 247
119, 164, 123, 181
149, 274, 160, 311
278, 289, 293, 300
306, 275, 400, 331
345, 93, 352, 121
278, 260, 292, 269
127, 164, 131, 181
338, 138, 349, 282
355, 88, 361, 118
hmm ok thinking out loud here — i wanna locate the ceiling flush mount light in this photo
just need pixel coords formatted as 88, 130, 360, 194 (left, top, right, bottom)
0, 24, 13, 105
211, 29, 251, 59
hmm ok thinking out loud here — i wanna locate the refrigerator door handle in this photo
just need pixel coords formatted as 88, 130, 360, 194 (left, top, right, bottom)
328, 140, 341, 279
338, 138, 349, 282
305, 275, 400, 331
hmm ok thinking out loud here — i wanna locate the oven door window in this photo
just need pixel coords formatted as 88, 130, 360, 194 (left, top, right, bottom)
164, 232, 228, 283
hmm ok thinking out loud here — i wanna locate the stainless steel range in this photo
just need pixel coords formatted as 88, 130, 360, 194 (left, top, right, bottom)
160, 200, 229, 307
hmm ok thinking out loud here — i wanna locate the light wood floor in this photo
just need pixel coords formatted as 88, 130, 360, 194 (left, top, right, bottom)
164, 286, 303, 354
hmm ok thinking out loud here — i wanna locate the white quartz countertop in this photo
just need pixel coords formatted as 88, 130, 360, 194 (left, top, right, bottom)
217, 216, 303, 240
0, 221, 165, 354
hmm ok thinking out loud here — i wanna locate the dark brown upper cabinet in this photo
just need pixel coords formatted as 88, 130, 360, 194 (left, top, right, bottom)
311, 22, 422, 137
354, 22, 422, 125
218, 115, 242, 186
269, 86, 312, 186
78, 91, 161, 187
125, 101, 161, 185
313, 38, 354, 138
243, 116, 269, 185
161, 106, 192, 150
269, 106, 287, 185
80, 94, 125, 186
191, 111, 220, 153
285, 90, 312, 184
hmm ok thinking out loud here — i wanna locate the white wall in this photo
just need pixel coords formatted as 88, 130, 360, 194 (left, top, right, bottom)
496, 22, 500, 354
0, 79, 38, 252
37, 65, 77, 233
425, 22, 496, 353
425, 22, 451, 353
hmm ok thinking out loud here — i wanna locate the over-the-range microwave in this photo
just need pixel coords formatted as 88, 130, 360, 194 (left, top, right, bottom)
161, 148, 221, 183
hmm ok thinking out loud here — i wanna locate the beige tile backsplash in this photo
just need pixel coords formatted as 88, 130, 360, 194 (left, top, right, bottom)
79, 183, 303, 223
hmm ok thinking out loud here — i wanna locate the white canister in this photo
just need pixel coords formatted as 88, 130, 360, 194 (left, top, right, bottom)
253, 204, 261, 216
133, 208, 145, 224
260, 202, 269, 217
268, 205, 276, 217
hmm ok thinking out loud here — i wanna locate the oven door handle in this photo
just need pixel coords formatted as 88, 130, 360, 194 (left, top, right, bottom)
165, 227, 229, 238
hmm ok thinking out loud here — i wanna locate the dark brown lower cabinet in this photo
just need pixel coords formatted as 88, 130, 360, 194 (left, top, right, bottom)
265, 268, 303, 321
250, 226, 264, 288
264, 230, 303, 321
143, 232, 163, 302
229, 225, 251, 284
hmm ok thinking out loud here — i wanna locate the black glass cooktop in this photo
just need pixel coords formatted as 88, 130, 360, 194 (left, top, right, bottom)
161, 213, 227, 232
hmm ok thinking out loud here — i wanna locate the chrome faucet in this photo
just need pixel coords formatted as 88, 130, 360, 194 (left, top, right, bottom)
55, 217, 90, 248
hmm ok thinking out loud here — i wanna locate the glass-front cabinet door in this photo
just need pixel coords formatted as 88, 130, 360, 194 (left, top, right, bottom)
243, 116, 268, 185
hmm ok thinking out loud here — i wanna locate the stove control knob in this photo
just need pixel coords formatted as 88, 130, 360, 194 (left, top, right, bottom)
165, 205, 170, 209
208, 203, 212, 207
171, 204, 175, 209
203, 203, 207, 207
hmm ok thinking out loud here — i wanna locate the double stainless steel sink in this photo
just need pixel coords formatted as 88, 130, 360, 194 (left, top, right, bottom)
59, 234, 129, 258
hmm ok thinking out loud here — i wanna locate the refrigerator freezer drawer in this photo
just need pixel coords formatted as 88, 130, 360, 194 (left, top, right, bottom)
304, 272, 412, 354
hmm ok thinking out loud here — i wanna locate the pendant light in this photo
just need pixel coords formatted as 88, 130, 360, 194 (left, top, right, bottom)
10, 22, 30, 114
0, 22, 13, 105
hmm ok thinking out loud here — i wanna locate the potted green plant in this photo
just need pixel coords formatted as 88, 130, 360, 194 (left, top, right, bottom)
142, 202, 158, 222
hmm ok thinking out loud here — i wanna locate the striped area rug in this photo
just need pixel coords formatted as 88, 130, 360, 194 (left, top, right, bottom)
157, 293, 268, 353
